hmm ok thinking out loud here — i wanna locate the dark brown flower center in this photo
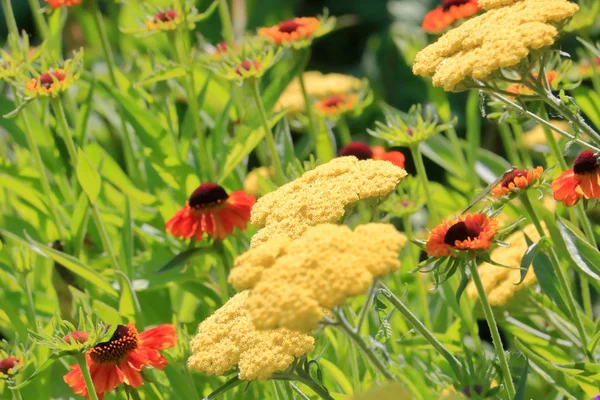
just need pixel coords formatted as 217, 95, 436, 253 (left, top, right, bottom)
189, 183, 229, 209
444, 220, 482, 246
153, 9, 177, 23
278, 19, 303, 33
39, 70, 66, 89
500, 169, 527, 187
88, 325, 138, 364
442, 0, 470, 11
321, 95, 346, 109
573, 150, 599, 175
337, 142, 373, 160
0, 357, 18, 374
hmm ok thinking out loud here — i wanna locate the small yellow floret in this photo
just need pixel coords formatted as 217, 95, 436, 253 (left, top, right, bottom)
250, 157, 407, 246
188, 291, 314, 381
413, 0, 579, 91
467, 223, 545, 306
230, 223, 407, 332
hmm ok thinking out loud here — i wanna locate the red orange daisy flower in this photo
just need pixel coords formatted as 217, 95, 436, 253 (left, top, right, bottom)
0, 357, 19, 376
315, 94, 358, 117
166, 183, 256, 241
552, 150, 600, 206
259, 17, 321, 44
337, 142, 406, 169
426, 213, 498, 257
145, 9, 181, 31
422, 0, 480, 34
64, 324, 176, 399
45, 0, 81, 8
491, 166, 543, 198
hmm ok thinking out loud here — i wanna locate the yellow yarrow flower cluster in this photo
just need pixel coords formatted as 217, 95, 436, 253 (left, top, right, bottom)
188, 291, 314, 381
275, 71, 366, 115
249, 157, 407, 246
229, 223, 407, 332
478, 0, 522, 10
413, 0, 579, 91
466, 223, 545, 306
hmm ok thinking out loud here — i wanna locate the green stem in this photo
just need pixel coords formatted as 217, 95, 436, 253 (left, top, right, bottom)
89, 0, 143, 185
214, 240, 230, 304
355, 282, 377, 332
250, 79, 285, 185
410, 144, 439, 224
21, 273, 37, 326
445, 125, 471, 185
297, 62, 318, 151
466, 260, 516, 398
76, 354, 99, 400
497, 123, 521, 165
466, 90, 481, 189
380, 283, 462, 380
539, 106, 568, 171
335, 310, 396, 381
510, 123, 533, 167
336, 115, 353, 146
27, 0, 49, 39
10, 383, 23, 400
218, 0, 234, 47
402, 215, 432, 330
575, 204, 595, 319
1, 0, 18, 37
518, 193, 593, 361
277, 372, 334, 400
582, 33, 600, 95
173, 30, 215, 182
52, 98, 122, 274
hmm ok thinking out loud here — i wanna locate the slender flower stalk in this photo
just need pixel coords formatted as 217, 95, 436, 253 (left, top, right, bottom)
51, 98, 122, 275
1, 0, 18, 37
276, 372, 334, 400
218, 0, 234, 47
466, 90, 481, 190
336, 115, 353, 146
88, 0, 143, 185
511, 123, 533, 167
28, 0, 49, 39
409, 144, 440, 224
518, 192, 593, 361
75, 354, 99, 400
298, 60, 319, 150
466, 259, 515, 398
379, 283, 462, 380
249, 79, 285, 185
497, 123, 521, 165
335, 310, 396, 382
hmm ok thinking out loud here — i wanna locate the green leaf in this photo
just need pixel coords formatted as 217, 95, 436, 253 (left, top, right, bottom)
76, 147, 102, 204
513, 359, 528, 400
156, 246, 219, 274
557, 216, 600, 281
0, 173, 49, 215
516, 236, 548, 285
572, 87, 600, 131
421, 135, 463, 178
136, 67, 185, 87
9, 354, 61, 390
122, 196, 134, 278
203, 376, 243, 400
530, 247, 570, 317
21, 232, 118, 297
315, 119, 336, 163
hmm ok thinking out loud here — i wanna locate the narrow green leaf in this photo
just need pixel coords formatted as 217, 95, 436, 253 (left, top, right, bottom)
557, 216, 600, 281
204, 376, 243, 400
531, 249, 570, 317
76, 78, 95, 144
122, 196, 134, 279
156, 247, 219, 274
76, 147, 102, 204
513, 359, 528, 400
9, 354, 61, 390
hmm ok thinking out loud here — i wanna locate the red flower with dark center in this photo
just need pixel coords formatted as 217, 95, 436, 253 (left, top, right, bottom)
63, 331, 91, 344
234, 60, 261, 76
491, 166, 543, 198
426, 213, 498, 257
0, 357, 18, 375
36, 70, 66, 89
258, 17, 321, 44
422, 0, 480, 33
153, 10, 177, 23
337, 142, 405, 168
166, 183, 256, 240
314, 94, 358, 116
552, 150, 600, 206
64, 324, 176, 400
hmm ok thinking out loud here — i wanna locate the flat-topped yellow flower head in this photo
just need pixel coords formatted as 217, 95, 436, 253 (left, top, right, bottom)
229, 223, 407, 332
466, 223, 545, 306
188, 291, 314, 381
250, 157, 407, 246
413, 0, 579, 91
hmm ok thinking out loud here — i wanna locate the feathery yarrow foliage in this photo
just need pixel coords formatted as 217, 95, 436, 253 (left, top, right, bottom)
230, 223, 407, 332
413, 0, 579, 91
188, 291, 315, 380
249, 157, 407, 246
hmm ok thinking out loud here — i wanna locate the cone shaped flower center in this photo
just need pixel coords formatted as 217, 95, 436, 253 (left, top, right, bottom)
501, 169, 527, 187
277, 19, 303, 33
442, 0, 470, 10
189, 183, 229, 209
39, 70, 66, 89
573, 150, 598, 175
153, 9, 177, 23
444, 221, 482, 246
338, 142, 374, 160
0, 357, 18, 374
88, 325, 138, 364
